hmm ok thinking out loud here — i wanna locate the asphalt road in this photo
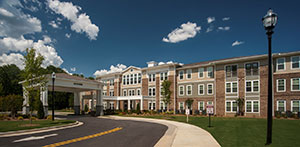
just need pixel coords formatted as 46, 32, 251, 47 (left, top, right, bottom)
0, 115, 167, 147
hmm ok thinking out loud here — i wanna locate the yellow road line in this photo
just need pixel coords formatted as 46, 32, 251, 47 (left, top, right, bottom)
42, 127, 122, 147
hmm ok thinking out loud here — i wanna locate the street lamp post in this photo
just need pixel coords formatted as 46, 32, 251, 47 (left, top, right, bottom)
52, 72, 56, 121
262, 9, 278, 145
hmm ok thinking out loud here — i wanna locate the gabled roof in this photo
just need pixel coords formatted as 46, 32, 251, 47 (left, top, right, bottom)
122, 66, 141, 73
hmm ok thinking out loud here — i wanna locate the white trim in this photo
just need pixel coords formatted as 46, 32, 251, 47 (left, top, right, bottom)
245, 100, 260, 113
179, 102, 185, 110
198, 84, 205, 95
276, 79, 286, 92
177, 79, 215, 84
186, 85, 192, 95
207, 66, 214, 78
198, 67, 204, 78
291, 56, 300, 70
276, 57, 286, 71
186, 69, 192, 79
225, 81, 238, 94
245, 80, 260, 93
179, 70, 184, 80
291, 100, 300, 112
198, 101, 205, 111
244, 61, 260, 77
276, 100, 286, 111
178, 85, 185, 96
291, 78, 300, 91
207, 83, 213, 95
224, 64, 238, 78
225, 100, 238, 113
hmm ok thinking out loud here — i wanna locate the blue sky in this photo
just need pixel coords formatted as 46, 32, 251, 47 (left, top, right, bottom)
0, 0, 299, 77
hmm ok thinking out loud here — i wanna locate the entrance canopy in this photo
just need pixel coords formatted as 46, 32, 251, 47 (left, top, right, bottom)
20, 73, 104, 116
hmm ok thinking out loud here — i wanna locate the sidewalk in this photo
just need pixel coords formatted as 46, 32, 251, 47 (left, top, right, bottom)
100, 116, 220, 147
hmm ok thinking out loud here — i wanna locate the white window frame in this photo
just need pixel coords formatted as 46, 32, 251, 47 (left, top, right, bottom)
179, 70, 184, 80
207, 83, 213, 95
186, 69, 192, 79
198, 101, 205, 111
207, 67, 213, 78
276, 79, 286, 92
186, 85, 192, 95
110, 102, 114, 109
225, 82, 238, 94
291, 100, 300, 112
291, 78, 300, 91
276, 57, 286, 71
225, 100, 238, 112
198, 68, 204, 78
245, 80, 260, 93
225, 64, 238, 78
291, 56, 300, 69
245, 100, 260, 113
137, 89, 141, 96
276, 100, 286, 112
198, 84, 205, 95
245, 61, 260, 76
179, 102, 185, 110
179, 85, 184, 96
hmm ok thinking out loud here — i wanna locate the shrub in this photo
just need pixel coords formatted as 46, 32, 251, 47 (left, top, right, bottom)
202, 109, 207, 116
46, 115, 53, 120
84, 104, 88, 112
36, 99, 45, 119
166, 111, 174, 115
31, 116, 37, 120
0, 95, 23, 118
17, 116, 24, 120
194, 110, 200, 115
286, 111, 293, 118
0, 114, 8, 120
275, 111, 281, 118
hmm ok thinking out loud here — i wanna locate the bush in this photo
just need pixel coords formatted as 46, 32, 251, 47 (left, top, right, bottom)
31, 116, 37, 120
84, 104, 88, 112
194, 110, 200, 115
17, 116, 24, 120
36, 99, 45, 119
166, 111, 174, 115
286, 111, 293, 118
275, 111, 282, 118
0, 114, 8, 120
0, 95, 23, 118
202, 109, 207, 115
46, 115, 53, 120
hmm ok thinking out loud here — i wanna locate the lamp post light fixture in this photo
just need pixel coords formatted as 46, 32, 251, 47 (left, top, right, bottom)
52, 72, 56, 121
262, 8, 278, 145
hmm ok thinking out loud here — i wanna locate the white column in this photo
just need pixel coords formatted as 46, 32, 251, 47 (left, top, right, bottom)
140, 98, 143, 111
128, 99, 131, 110
116, 100, 119, 110
91, 91, 94, 111
96, 90, 103, 116
74, 92, 80, 115
22, 86, 29, 115
40, 86, 48, 116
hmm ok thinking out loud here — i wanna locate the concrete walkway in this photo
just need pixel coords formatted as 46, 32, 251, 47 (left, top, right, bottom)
101, 116, 220, 147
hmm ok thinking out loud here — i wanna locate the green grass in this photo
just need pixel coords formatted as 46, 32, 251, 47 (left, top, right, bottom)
125, 115, 300, 147
0, 119, 75, 132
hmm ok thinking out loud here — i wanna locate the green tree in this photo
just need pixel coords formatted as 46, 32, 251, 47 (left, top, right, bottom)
44, 65, 66, 74
161, 80, 172, 111
0, 64, 23, 96
237, 98, 245, 116
22, 48, 47, 123
185, 98, 194, 109
4, 94, 23, 118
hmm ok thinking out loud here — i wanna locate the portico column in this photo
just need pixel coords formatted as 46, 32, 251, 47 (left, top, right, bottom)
74, 92, 80, 115
140, 97, 143, 111
128, 99, 131, 110
40, 86, 48, 116
96, 90, 103, 116
91, 91, 95, 111
116, 100, 119, 110
22, 86, 29, 115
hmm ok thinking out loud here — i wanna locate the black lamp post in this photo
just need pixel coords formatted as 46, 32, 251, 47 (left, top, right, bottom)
52, 72, 56, 121
262, 9, 278, 145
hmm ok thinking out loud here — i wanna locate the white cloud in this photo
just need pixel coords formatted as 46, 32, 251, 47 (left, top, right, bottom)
0, 8, 14, 17
0, 36, 34, 53
62, 68, 72, 75
218, 26, 230, 31
162, 22, 201, 43
222, 17, 230, 21
0, 0, 42, 38
94, 64, 127, 77
206, 26, 213, 33
207, 17, 215, 24
0, 53, 24, 69
47, 0, 99, 40
70, 67, 76, 72
49, 20, 59, 28
232, 40, 244, 46
65, 33, 71, 38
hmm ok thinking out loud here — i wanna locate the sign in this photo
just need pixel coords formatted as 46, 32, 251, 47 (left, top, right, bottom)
206, 104, 214, 114
185, 109, 190, 115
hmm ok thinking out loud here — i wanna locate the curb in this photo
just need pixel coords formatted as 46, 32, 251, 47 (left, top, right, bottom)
0, 121, 83, 137
98, 116, 177, 147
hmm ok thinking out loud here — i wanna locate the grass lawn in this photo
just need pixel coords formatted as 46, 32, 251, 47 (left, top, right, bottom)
124, 115, 300, 147
0, 119, 75, 132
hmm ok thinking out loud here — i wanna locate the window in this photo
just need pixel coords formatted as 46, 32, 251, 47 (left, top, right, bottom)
152, 102, 156, 110
186, 69, 192, 79
246, 101, 259, 113
179, 70, 184, 80
292, 100, 300, 112
291, 56, 300, 69
226, 82, 238, 93
110, 79, 114, 86
291, 78, 300, 91
198, 101, 204, 111
110, 102, 114, 110
129, 90, 132, 96
134, 74, 137, 84
207, 67, 214, 78
179, 102, 184, 110
186, 85, 192, 95
103, 91, 107, 96
137, 89, 141, 96
126, 75, 129, 85
123, 90, 127, 96
276, 58, 285, 71
198, 68, 204, 78
160, 102, 167, 110
123, 76, 126, 85
148, 102, 156, 110
226, 101, 238, 112
198, 84, 205, 95
179, 86, 184, 96
246, 80, 259, 92
245, 62, 259, 76
277, 79, 286, 92
160, 72, 168, 81
225, 65, 237, 78
148, 87, 156, 96
207, 101, 213, 105
130, 74, 133, 84
277, 100, 286, 112
103, 102, 107, 110
138, 73, 141, 83
109, 91, 114, 96
207, 84, 213, 95
148, 74, 155, 82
